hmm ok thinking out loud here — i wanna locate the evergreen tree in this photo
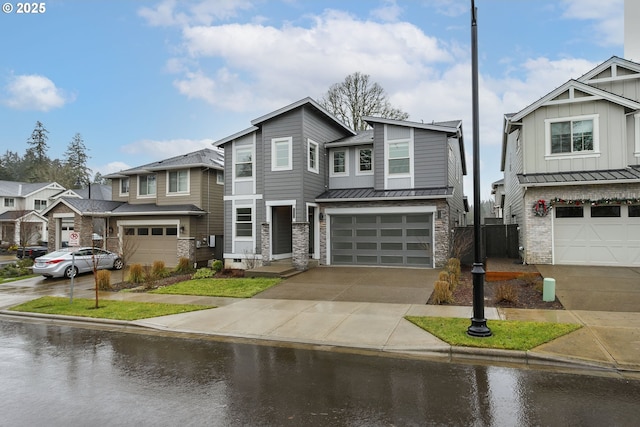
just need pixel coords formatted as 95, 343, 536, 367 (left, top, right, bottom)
64, 133, 91, 188
24, 121, 51, 181
0, 150, 24, 181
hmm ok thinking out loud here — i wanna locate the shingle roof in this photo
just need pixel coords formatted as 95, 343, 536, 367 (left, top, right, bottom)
0, 181, 61, 197
517, 168, 640, 186
325, 130, 374, 147
103, 148, 223, 178
316, 187, 453, 202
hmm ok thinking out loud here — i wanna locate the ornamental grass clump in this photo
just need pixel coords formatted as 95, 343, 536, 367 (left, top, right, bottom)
127, 263, 145, 284
432, 280, 453, 304
495, 283, 518, 304
96, 270, 111, 291
446, 258, 461, 290
151, 260, 169, 279
173, 257, 193, 274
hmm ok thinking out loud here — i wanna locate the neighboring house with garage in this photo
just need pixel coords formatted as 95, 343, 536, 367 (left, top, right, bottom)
0, 180, 66, 246
43, 148, 224, 268
501, 56, 640, 267
215, 97, 467, 270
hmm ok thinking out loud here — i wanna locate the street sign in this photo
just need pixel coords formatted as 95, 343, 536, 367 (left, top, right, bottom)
69, 231, 80, 246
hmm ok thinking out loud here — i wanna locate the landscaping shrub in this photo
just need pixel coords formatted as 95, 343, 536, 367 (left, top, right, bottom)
432, 280, 453, 304
151, 260, 169, 279
495, 283, 519, 304
212, 260, 223, 273
446, 258, 461, 290
96, 270, 111, 291
192, 268, 215, 279
174, 257, 193, 274
16, 258, 34, 269
128, 264, 145, 284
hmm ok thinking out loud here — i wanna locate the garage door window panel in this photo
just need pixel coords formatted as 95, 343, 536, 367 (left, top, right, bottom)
381, 242, 403, 251
356, 242, 377, 250
152, 227, 164, 236
629, 205, 640, 217
381, 229, 402, 237
407, 228, 429, 237
166, 227, 177, 236
138, 228, 149, 236
555, 206, 584, 218
591, 206, 621, 218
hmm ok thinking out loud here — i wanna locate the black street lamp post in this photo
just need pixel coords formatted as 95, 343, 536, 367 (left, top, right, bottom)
468, 0, 491, 338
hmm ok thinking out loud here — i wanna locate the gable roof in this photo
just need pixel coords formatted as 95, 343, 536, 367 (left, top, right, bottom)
41, 197, 205, 217
215, 97, 356, 147
577, 56, 640, 84
103, 148, 223, 179
0, 181, 65, 198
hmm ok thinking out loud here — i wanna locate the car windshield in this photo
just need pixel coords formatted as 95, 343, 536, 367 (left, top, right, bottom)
42, 249, 73, 258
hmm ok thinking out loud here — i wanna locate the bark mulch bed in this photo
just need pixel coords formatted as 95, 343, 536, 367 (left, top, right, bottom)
428, 265, 564, 310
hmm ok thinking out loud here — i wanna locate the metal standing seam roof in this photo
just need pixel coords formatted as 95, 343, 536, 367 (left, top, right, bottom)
517, 168, 640, 185
315, 187, 453, 202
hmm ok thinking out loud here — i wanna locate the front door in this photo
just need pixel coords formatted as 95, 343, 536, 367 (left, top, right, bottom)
308, 206, 315, 256
271, 206, 292, 259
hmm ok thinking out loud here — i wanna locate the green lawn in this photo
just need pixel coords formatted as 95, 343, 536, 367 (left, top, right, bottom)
406, 316, 582, 351
149, 277, 281, 298
10, 296, 213, 321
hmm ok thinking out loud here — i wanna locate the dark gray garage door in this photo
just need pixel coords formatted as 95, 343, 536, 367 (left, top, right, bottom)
330, 213, 433, 266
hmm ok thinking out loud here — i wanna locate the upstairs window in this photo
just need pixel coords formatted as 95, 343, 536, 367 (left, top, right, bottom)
4, 198, 15, 207
216, 170, 224, 185
168, 169, 189, 194
34, 199, 47, 210
120, 178, 129, 195
358, 148, 373, 174
546, 115, 598, 156
139, 174, 156, 196
307, 139, 319, 173
331, 150, 348, 175
235, 147, 253, 178
271, 137, 292, 171
388, 141, 410, 174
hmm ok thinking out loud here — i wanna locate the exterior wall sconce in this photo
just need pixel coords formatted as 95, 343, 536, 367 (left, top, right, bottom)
180, 226, 185, 233
108, 227, 113, 235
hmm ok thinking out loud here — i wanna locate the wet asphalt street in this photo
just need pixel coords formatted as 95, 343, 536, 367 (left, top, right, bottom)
1, 318, 639, 426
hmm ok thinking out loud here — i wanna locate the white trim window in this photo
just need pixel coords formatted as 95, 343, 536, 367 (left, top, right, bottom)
235, 147, 253, 179
3, 198, 15, 207
120, 178, 129, 196
388, 141, 410, 175
34, 199, 47, 210
635, 113, 640, 156
330, 149, 348, 176
271, 137, 293, 171
357, 147, 373, 175
307, 139, 319, 173
235, 207, 253, 238
545, 115, 599, 156
138, 174, 157, 197
216, 170, 224, 185
167, 169, 189, 194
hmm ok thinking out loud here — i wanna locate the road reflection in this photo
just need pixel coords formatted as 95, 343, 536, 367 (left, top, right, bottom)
1, 319, 639, 426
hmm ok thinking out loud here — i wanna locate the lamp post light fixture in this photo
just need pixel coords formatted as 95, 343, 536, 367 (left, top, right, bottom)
468, 0, 491, 338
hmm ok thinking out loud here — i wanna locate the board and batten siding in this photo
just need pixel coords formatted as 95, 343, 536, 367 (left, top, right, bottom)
523, 100, 628, 174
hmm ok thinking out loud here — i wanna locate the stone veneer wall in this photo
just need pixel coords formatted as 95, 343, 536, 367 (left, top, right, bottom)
318, 199, 450, 268
291, 222, 309, 271
522, 183, 640, 264
177, 238, 196, 266
261, 222, 270, 266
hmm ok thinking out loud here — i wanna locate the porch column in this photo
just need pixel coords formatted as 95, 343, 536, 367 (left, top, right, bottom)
261, 222, 271, 266
292, 222, 309, 271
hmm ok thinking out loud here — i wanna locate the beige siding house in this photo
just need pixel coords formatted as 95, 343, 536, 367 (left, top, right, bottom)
501, 56, 640, 267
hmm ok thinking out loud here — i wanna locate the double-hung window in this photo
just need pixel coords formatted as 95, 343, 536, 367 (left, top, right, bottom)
4, 198, 14, 207
271, 137, 292, 171
331, 149, 348, 175
168, 169, 189, 194
34, 199, 47, 210
358, 148, 373, 174
235, 147, 253, 178
307, 139, 319, 173
235, 207, 252, 237
139, 174, 156, 197
546, 115, 598, 156
388, 141, 410, 174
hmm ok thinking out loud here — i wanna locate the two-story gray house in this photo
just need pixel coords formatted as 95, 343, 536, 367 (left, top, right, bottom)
501, 56, 640, 267
215, 97, 467, 270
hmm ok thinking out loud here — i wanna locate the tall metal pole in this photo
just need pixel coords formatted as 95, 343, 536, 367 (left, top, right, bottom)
468, 0, 491, 337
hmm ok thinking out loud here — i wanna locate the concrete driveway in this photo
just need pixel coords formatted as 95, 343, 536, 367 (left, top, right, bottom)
254, 266, 439, 305
535, 265, 640, 312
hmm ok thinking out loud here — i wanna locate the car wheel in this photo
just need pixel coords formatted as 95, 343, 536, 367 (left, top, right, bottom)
64, 266, 78, 279
112, 258, 124, 270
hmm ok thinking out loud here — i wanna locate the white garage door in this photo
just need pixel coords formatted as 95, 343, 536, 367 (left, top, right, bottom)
124, 225, 178, 267
554, 204, 640, 266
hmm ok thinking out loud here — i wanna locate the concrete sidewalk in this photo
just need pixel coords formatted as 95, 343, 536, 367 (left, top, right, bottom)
2, 289, 639, 377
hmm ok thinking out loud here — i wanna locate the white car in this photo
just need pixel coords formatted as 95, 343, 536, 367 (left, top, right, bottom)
33, 247, 124, 279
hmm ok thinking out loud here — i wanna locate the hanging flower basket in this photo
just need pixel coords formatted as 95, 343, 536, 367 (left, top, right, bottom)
533, 199, 549, 217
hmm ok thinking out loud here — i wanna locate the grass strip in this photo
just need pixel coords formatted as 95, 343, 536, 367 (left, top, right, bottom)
406, 316, 582, 351
149, 277, 281, 298
10, 296, 213, 321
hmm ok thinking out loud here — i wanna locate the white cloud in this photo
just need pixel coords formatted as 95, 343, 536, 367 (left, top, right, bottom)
370, 0, 404, 22
139, 0, 253, 27
3, 74, 72, 112
562, 0, 623, 46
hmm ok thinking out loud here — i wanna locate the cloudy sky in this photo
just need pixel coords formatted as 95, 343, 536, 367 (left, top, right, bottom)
0, 0, 625, 199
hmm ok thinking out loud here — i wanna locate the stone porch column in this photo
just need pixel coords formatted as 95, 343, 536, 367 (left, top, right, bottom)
292, 221, 309, 271
261, 222, 271, 266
